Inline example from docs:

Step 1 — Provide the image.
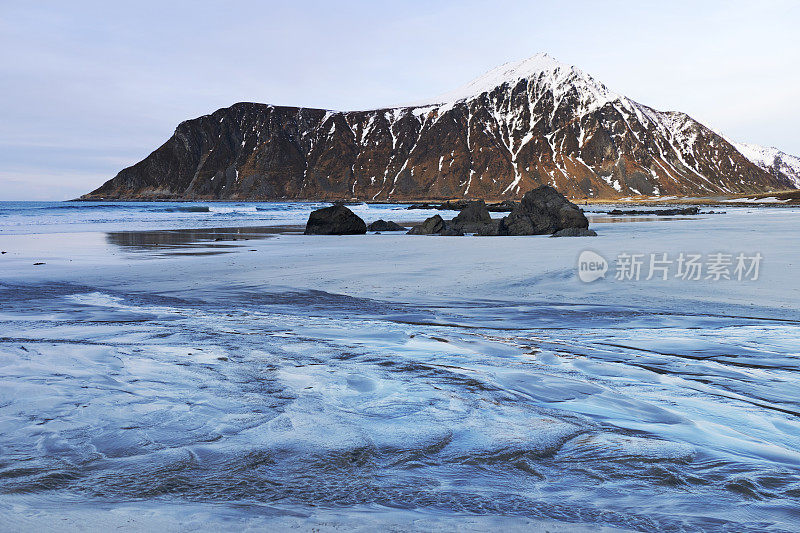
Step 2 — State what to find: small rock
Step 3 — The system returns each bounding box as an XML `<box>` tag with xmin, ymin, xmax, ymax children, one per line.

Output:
<box><xmin>368</xmin><ymin>219</ymin><xmax>405</xmax><ymax>232</ymax></box>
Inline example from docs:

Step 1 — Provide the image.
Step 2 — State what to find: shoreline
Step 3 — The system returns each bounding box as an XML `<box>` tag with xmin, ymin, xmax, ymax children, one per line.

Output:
<box><xmin>69</xmin><ymin>188</ymin><xmax>800</xmax><ymax>207</ymax></box>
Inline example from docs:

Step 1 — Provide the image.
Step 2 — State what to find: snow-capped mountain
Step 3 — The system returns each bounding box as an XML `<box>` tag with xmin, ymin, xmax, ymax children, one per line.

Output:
<box><xmin>725</xmin><ymin>140</ymin><xmax>800</xmax><ymax>189</ymax></box>
<box><xmin>84</xmin><ymin>53</ymin><xmax>795</xmax><ymax>201</ymax></box>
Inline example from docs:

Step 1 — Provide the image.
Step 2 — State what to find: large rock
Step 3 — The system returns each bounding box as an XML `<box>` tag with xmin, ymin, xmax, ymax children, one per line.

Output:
<box><xmin>450</xmin><ymin>200</ymin><xmax>493</xmax><ymax>233</ymax></box>
<box><xmin>407</xmin><ymin>215</ymin><xmax>445</xmax><ymax>235</ymax></box>
<box><xmin>304</xmin><ymin>205</ymin><xmax>367</xmax><ymax>235</ymax></box>
<box><xmin>499</xmin><ymin>186</ymin><xmax>589</xmax><ymax>235</ymax></box>
<box><xmin>368</xmin><ymin>219</ymin><xmax>405</xmax><ymax>232</ymax></box>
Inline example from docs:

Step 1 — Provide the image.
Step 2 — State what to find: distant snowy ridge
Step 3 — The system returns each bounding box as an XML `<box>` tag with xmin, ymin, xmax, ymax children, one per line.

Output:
<box><xmin>723</xmin><ymin>139</ymin><xmax>800</xmax><ymax>189</ymax></box>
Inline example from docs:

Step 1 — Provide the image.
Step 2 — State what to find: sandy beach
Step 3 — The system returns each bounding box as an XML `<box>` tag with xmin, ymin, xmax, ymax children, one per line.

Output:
<box><xmin>1</xmin><ymin>203</ymin><xmax>799</xmax><ymax>531</ymax></box>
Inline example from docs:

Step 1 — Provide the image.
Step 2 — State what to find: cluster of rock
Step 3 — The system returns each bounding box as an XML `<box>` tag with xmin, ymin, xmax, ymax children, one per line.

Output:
<box><xmin>406</xmin><ymin>186</ymin><xmax>596</xmax><ymax>237</ymax></box>
<box><xmin>304</xmin><ymin>186</ymin><xmax>596</xmax><ymax>237</ymax></box>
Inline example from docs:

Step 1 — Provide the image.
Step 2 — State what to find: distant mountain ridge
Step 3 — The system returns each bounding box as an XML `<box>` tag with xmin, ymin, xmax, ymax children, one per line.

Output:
<box><xmin>83</xmin><ymin>53</ymin><xmax>796</xmax><ymax>201</ymax></box>
<box><xmin>722</xmin><ymin>138</ymin><xmax>800</xmax><ymax>189</ymax></box>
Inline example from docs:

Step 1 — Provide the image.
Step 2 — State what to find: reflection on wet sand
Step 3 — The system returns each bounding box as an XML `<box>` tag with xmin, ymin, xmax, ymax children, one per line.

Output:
<box><xmin>106</xmin><ymin>225</ymin><xmax>302</xmax><ymax>253</ymax></box>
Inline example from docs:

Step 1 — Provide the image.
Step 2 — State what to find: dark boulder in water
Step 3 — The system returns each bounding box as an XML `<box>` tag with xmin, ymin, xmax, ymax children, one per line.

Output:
<box><xmin>304</xmin><ymin>205</ymin><xmax>367</xmax><ymax>235</ymax></box>
<box><xmin>368</xmin><ymin>219</ymin><xmax>405</xmax><ymax>232</ymax></box>
<box><xmin>499</xmin><ymin>186</ymin><xmax>589</xmax><ymax>235</ymax></box>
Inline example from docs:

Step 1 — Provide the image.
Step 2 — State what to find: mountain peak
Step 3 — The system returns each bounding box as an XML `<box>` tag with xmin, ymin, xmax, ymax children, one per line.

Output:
<box><xmin>411</xmin><ymin>53</ymin><xmax>617</xmax><ymax>110</ymax></box>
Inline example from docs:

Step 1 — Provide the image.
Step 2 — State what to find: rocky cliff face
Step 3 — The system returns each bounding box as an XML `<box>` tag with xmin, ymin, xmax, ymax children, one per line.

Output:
<box><xmin>83</xmin><ymin>54</ymin><xmax>796</xmax><ymax>201</ymax></box>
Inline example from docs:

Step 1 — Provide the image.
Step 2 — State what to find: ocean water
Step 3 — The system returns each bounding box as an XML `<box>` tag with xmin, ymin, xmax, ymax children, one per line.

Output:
<box><xmin>0</xmin><ymin>201</ymin><xmax>457</xmax><ymax>235</ymax></box>
<box><xmin>1</xmin><ymin>201</ymin><xmax>799</xmax><ymax>532</ymax></box>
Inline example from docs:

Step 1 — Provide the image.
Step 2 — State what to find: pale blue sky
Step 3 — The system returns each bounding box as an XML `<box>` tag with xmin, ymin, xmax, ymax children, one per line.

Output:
<box><xmin>1</xmin><ymin>0</ymin><xmax>798</xmax><ymax>200</ymax></box>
